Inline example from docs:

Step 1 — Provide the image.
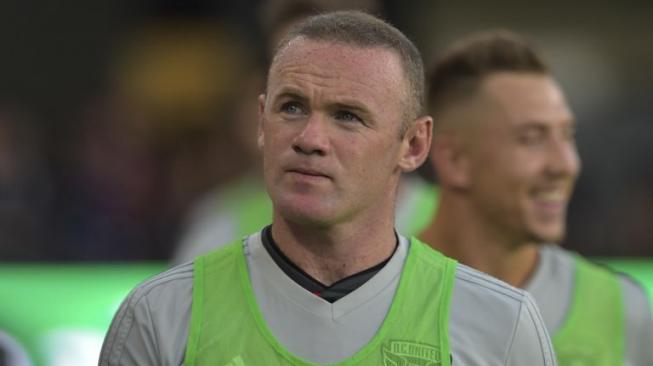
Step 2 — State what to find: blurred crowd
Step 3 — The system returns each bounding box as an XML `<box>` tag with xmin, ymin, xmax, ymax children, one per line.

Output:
<box><xmin>0</xmin><ymin>0</ymin><xmax>651</xmax><ymax>262</ymax></box>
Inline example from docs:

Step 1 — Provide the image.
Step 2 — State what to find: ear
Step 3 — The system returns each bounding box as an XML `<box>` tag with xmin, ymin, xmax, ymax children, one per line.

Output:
<box><xmin>398</xmin><ymin>115</ymin><xmax>433</xmax><ymax>173</ymax></box>
<box><xmin>257</xmin><ymin>94</ymin><xmax>266</xmax><ymax>150</ymax></box>
<box><xmin>431</xmin><ymin>131</ymin><xmax>471</xmax><ymax>189</ymax></box>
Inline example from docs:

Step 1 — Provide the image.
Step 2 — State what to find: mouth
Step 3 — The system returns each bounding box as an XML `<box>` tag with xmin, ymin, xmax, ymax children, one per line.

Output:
<box><xmin>531</xmin><ymin>189</ymin><xmax>568</xmax><ymax>215</ymax></box>
<box><xmin>286</xmin><ymin>167</ymin><xmax>331</xmax><ymax>180</ymax></box>
<box><xmin>533</xmin><ymin>190</ymin><xmax>565</xmax><ymax>202</ymax></box>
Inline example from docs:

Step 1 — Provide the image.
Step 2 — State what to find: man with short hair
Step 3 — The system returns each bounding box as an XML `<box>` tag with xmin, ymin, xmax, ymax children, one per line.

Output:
<box><xmin>172</xmin><ymin>0</ymin><xmax>438</xmax><ymax>265</ymax></box>
<box><xmin>100</xmin><ymin>13</ymin><xmax>555</xmax><ymax>365</ymax></box>
<box><xmin>420</xmin><ymin>29</ymin><xmax>653</xmax><ymax>365</ymax></box>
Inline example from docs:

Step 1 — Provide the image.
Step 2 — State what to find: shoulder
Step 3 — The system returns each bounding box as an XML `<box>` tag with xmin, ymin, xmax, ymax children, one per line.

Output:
<box><xmin>449</xmin><ymin>264</ymin><xmax>555</xmax><ymax>365</ymax></box>
<box><xmin>573</xmin><ymin>253</ymin><xmax>651</xmax><ymax>320</ymax></box>
<box><xmin>99</xmin><ymin>263</ymin><xmax>194</xmax><ymax>366</ymax></box>
<box><xmin>453</xmin><ymin>262</ymin><xmax>542</xmax><ymax>307</ymax></box>
<box><xmin>118</xmin><ymin>262</ymin><xmax>194</xmax><ymax>315</ymax></box>
<box><xmin>617</xmin><ymin>270</ymin><xmax>653</xmax><ymax>364</ymax></box>
<box><xmin>619</xmin><ymin>274</ymin><xmax>652</xmax><ymax>320</ymax></box>
<box><xmin>573</xmin><ymin>254</ymin><xmax>653</xmax><ymax>364</ymax></box>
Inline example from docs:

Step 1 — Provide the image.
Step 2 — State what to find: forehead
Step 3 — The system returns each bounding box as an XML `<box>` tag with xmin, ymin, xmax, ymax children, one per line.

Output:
<box><xmin>268</xmin><ymin>38</ymin><xmax>406</xmax><ymax>100</ymax></box>
<box><xmin>479</xmin><ymin>72</ymin><xmax>573</xmax><ymax>126</ymax></box>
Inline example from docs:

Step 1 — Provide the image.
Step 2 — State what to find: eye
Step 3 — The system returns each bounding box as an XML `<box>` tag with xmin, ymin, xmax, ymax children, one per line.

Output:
<box><xmin>334</xmin><ymin>110</ymin><xmax>362</xmax><ymax>123</ymax></box>
<box><xmin>517</xmin><ymin>126</ymin><xmax>546</xmax><ymax>145</ymax></box>
<box><xmin>280</xmin><ymin>101</ymin><xmax>306</xmax><ymax>116</ymax></box>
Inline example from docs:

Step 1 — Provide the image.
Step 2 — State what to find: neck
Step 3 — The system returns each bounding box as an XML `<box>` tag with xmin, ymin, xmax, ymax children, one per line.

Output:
<box><xmin>420</xmin><ymin>194</ymin><xmax>539</xmax><ymax>288</ymax></box>
<box><xmin>271</xmin><ymin>212</ymin><xmax>397</xmax><ymax>286</ymax></box>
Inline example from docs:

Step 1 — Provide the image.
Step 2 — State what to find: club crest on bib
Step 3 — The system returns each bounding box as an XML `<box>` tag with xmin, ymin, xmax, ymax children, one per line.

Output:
<box><xmin>382</xmin><ymin>340</ymin><xmax>441</xmax><ymax>366</ymax></box>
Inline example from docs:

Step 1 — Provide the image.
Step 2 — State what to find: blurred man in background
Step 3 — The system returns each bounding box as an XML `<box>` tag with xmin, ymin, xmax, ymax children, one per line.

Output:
<box><xmin>420</xmin><ymin>29</ymin><xmax>653</xmax><ymax>365</ymax></box>
<box><xmin>100</xmin><ymin>12</ymin><xmax>555</xmax><ymax>365</ymax></box>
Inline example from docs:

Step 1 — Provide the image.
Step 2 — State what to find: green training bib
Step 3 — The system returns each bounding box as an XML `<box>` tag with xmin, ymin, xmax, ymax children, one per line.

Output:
<box><xmin>185</xmin><ymin>237</ymin><xmax>456</xmax><ymax>366</ymax></box>
<box><xmin>553</xmin><ymin>256</ymin><xmax>625</xmax><ymax>365</ymax></box>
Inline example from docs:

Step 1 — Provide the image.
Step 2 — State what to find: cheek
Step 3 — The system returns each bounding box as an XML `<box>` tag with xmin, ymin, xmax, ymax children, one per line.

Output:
<box><xmin>260</xmin><ymin>128</ymin><xmax>286</xmax><ymax>175</ymax></box>
<box><xmin>497</xmin><ymin>164</ymin><xmax>539</xmax><ymax>195</ymax></box>
<box><xmin>491</xmin><ymin>147</ymin><xmax>541</xmax><ymax>182</ymax></box>
<box><xmin>263</xmin><ymin>124</ymin><xmax>290</xmax><ymax>153</ymax></box>
<box><xmin>350</xmin><ymin>137</ymin><xmax>400</xmax><ymax>170</ymax></box>
<box><xmin>472</xmin><ymin>154</ymin><xmax>531</xmax><ymax>196</ymax></box>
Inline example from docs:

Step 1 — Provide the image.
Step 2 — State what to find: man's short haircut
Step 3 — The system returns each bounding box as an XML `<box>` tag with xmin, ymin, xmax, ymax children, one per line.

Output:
<box><xmin>428</xmin><ymin>30</ymin><xmax>549</xmax><ymax>125</ymax></box>
<box><xmin>270</xmin><ymin>10</ymin><xmax>425</xmax><ymax>136</ymax></box>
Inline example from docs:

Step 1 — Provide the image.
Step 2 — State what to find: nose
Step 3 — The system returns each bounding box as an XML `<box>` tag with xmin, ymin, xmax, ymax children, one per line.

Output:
<box><xmin>546</xmin><ymin>137</ymin><xmax>581</xmax><ymax>179</ymax></box>
<box><xmin>292</xmin><ymin>114</ymin><xmax>330</xmax><ymax>156</ymax></box>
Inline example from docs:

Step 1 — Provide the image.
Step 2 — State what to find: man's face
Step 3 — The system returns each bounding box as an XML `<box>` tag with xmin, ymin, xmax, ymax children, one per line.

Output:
<box><xmin>466</xmin><ymin>72</ymin><xmax>580</xmax><ymax>244</ymax></box>
<box><xmin>259</xmin><ymin>38</ymin><xmax>411</xmax><ymax>227</ymax></box>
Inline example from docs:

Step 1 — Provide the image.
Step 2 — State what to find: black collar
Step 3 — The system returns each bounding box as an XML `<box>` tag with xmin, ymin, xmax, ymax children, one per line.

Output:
<box><xmin>261</xmin><ymin>225</ymin><xmax>398</xmax><ymax>303</ymax></box>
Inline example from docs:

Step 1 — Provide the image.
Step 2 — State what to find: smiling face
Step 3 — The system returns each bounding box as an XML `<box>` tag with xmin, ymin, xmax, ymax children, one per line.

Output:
<box><xmin>465</xmin><ymin>72</ymin><xmax>580</xmax><ymax>244</ymax></box>
<box><xmin>259</xmin><ymin>38</ymin><xmax>423</xmax><ymax>228</ymax></box>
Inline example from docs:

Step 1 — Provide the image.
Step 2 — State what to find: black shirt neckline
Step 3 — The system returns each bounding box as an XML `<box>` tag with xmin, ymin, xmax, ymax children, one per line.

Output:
<box><xmin>260</xmin><ymin>225</ymin><xmax>398</xmax><ymax>303</ymax></box>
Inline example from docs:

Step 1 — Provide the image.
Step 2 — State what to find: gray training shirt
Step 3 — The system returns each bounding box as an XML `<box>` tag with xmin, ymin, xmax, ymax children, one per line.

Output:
<box><xmin>525</xmin><ymin>244</ymin><xmax>653</xmax><ymax>366</ymax></box>
<box><xmin>100</xmin><ymin>232</ymin><xmax>556</xmax><ymax>365</ymax></box>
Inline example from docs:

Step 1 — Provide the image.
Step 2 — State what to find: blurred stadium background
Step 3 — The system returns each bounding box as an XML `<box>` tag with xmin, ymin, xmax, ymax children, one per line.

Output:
<box><xmin>0</xmin><ymin>0</ymin><xmax>651</xmax><ymax>364</ymax></box>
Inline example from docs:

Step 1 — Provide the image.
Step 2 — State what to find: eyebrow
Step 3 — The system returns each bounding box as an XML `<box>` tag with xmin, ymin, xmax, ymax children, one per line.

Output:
<box><xmin>516</xmin><ymin>118</ymin><xmax>576</xmax><ymax>128</ymax></box>
<box><xmin>512</xmin><ymin>119</ymin><xmax>577</xmax><ymax>139</ymax></box>
<box><xmin>331</xmin><ymin>101</ymin><xmax>371</xmax><ymax>117</ymax></box>
<box><xmin>273</xmin><ymin>88</ymin><xmax>373</xmax><ymax>116</ymax></box>
<box><xmin>515</xmin><ymin>121</ymin><xmax>547</xmax><ymax>131</ymax></box>
<box><xmin>273</xmin><ymin>89</ymin><xmax>308</xmax><ymax>104</ymax></box>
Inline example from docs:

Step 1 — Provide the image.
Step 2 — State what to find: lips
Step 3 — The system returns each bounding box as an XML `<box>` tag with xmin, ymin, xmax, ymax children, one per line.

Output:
<box><xmin>530</xmin><ymin>183</ymin><xmax>572</xmax><ymax>202</ymax></box>
<box><xmin>286</xmin><ymin>167</ymin><xmax>331</xmax><ymax>179</ymax></box>
<box><xmin>530</xmin><ymin>187</ymin><xmax>569</xmax><ymax>216</ymax></box>
<box><xmin>532</xmin><ymin>190</ymin><xmax>565</xmax><ymax>203</ymax></box>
